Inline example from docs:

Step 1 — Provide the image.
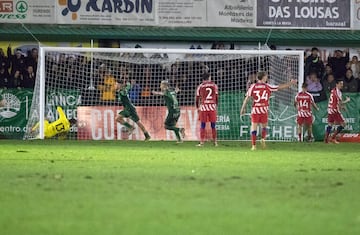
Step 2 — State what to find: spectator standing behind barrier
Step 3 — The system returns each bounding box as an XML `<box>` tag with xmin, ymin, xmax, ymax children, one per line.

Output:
<box><xmin>0</xmin><ymin>48</ymin><xmax>10</xmax><ymax>71</ymax></box>
<box><xmin>7</xmin><ymin>45</ymin><xmax>26</xmax><ymax>75</ymax></box>
<box><xmin>246</xmin><ymin>72</ymin><xmax>257</xmax><ymax>90</ymax></box>
<box><xmin>11</xmin><ymin>70</ymin><xmax>23</xmax><ymax>89</ymax></box>
<box><xmin>129</xmin><ymin>79</ymin><xmax>142</xmax><ymax>104</ymax></box>
<box><xmin>305</xmin><ymin>47</ymin><xmax>324</xmax><ymax>78</ymax></box>
<box><xmin>343</xmin><ymin>69</ymin><xmax>359</xmax><ymax>92</ymax></box>
<box><xmin>306</xmin><ymin>72</ymin><xmax>323</xmax><ymax>92</ymax></box>
<box><xmin>322</xmin><ymin>73</ymin><xmax>336</xmax><ymax>93</ymax></box>
<box><xmin>321</xmin><ymin>64</ymin><xmax>333</xmax><ymax>81</ymax></box>
<box><xmin>26</xmin><ymin>48</ymin><xmax>38</xmax><ymax>75</ymax></box>
<box><xmin>97</xmin><ymin>69</ymin><xmax>117</xmax><ymax>104</ymax></box>
<box><xmin>0</xmin><ymin>66</ymin><xmax>11</xmax><ymax>88</ymax></box>
<box><xmin>22</xmin><ymin>65</ymin><xmax>35</xmax><ymax>88</ymax></box>
<box><xmin>328</xmin><ymin>49</ymin><xmax>349</xmax><ymax>80</ymax></box>
<box><xmin>349</xmin><ymin>55</ymin><xmax>360</xmax><ymax>79</ymax></box>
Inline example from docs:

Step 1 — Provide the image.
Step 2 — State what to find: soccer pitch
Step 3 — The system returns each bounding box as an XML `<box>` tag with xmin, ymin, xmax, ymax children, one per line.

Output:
<box><xmin>1</xmin><ymin>140</ymin><xmax>360</xmax><ymax>235</ymax></box>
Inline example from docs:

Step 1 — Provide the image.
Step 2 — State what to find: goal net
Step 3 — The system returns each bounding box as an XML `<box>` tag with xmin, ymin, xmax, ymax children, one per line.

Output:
<box><xmin>24</xmin><ymin>47</ymin><xmax>303</xmax><ymax>141</ymax></box>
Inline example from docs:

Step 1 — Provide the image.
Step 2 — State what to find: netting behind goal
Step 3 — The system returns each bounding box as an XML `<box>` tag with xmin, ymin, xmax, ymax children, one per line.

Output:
<box><xmin>24</xmin><ymin>47</ymin><xmax>303</xmax><ymax>141</ymax></box>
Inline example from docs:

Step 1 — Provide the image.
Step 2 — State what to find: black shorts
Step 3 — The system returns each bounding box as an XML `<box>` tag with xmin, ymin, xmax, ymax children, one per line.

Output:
<box><xmin>165</xmin><ymin>110</ymin><xmax>180</xmax><ymax>127</ymax></box>
<box><xmin>119</xmin><ymin>108</ymin><xmax>140</xmax><ymax>123</ymax></box>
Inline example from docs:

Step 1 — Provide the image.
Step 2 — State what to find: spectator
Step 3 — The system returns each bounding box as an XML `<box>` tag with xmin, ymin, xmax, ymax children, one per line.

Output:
<box><xmin>349</xmin><ymin>55</ymin><xmax>360</xmax><ymax>79</ymax></box>
<box><xmin>305</xmin><ymin>47</ymin><xmax>324</xmax><ymax>78</ymax></box>
<box><xmin>306</xmin><ymin>72</ymin><xmax>323</xmax><ymax>92</ymax></box>
<box><xmin>118</xmin><ymin>64</ymin><xmax>130</xmax><ymax>81</ymax></box>
<box><xmin>0</xmin><ymin>66</ymin><xmax>11</xmax><ymax>88</ymax></box>
<box><xmin>343</xmin><ymin>69</ymin><xmax>359</xmax><ymax>92</ymax></box>
<box><xmin>11</xmin><ymin>70</ymin><xmax>23</xmax><ymax>89</ymax></box>
<box><xmin>0</xmin><ymin>48</ymin><xmax>10</xmax><ymax>70</ymax></box>
<box><xmin>140</xmin><ymin>65</ymin><xmax>152</xmax><ymax>100</ymax></box>
<box><xmin>129</xmin><ymin>79</ymin><xmax>141</xmax><ymax>104</ymax></box>
<box><xmin>246</xmin><ymin>72</ymin><xmax>257</xmax><ymax>90</ymax></box>
<box><xmin>97</xmin><ymin>68</ymin><xmax>117</xmax><ymax>104</ymax></box>
<box><xmin>322</xmin><ymin>64</ymin><xmax>333</xmax><ymax>81</ymax></box>
<box><xmin>176</xmin><ymin>73</ymin><xmax>192</xmax><ymax>105</ymax></box>
<box><xmin>322</xmin><ymin>73</ymin><xmax>336</xmax><ymax>93</ymax></box>
<box><xmin>306</xmin><ymin>72</ymin><xmax>327</xmax><ymax>102</ymax></box>
<box><xmin>26</xmin><ymin>47</ymin><xmax>38</xmax><ymax>74</ymax></box>
<box><xmin>345</xmin><ymin>61</ymin><xmax>351</xmax><ymax>71</ymax></box>
<box><xmin>7</xmin><ymin>46</ymin><xmax>26</xmax><ymax>75</ymax></box>
<box><xmin>22</xmin><ymin>65</ymin><xmax>36</xmax><ymax>88</ymax></box>
<box><xmin>328</xmin><ymin>49</ymin><xmax>349</xmax><ymax>80</ymax></box>
<box><xmin>168</xmin><ymin>63</ymin><xmax>181</xmax><ymax>89</ymax></box>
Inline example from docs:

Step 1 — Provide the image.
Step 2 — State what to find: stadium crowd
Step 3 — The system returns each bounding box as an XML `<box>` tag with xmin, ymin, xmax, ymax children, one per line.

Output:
<box><xmin>0</xmin><ymin>46</ymin><xmax>38</xmax><ymax>89</ymax></box>
<box><xmin>0</xmin><ymin>43</ymin><xmax>359</xmax><ymax>106</ymax></box>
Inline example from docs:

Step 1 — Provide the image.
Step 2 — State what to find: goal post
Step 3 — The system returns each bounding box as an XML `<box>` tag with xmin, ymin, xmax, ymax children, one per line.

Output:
<box><xmin>24</xmin><ymin>47</ymin><xmax>304</xmax><ymax>141</ymax></box>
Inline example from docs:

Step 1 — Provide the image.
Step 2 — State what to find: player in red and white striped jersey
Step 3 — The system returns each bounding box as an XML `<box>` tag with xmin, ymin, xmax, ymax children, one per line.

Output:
<box><xmin>324</xmin><ymin>80</ymin><xmax>350</xmax><ymax>144</ymax></box>
<box><xmin>240</xmin><ymin>72</ymin><xmax>297</xmax><ymax>150</ymax></box>
<box><xmin>195</xmin><ymin>73</ymin><xmax>219</xmax><ymax>147</ymax></box>
<box><xmin>294</xmin><ymin>83</ymin><xmax>319</xmax><ymax>142</ymax></box>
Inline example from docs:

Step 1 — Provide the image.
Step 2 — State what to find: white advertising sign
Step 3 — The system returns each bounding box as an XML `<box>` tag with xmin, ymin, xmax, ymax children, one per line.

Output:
<box><xmin>56</xmin><ymin>0</ymin><xmax>156</xmax><ymax>26</ymax></box>
<box><xmin>206</xmin><ymin>0</ymin><xmax>255</xmax><ymax>27</ymax></box>
<box><xmin>0</xmin><ymin>0</ymin><xmax>55</xmax><ymax>24</ymax></box>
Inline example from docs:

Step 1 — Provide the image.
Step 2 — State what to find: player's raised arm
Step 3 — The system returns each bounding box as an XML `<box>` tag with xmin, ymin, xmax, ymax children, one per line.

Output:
<box><xmin>152</xmin><ymin>90</ymin><xmax>164</xmax><ymax>96</ymax></box>
<box><xmin>153</xmin><ymin>80</ymin><xmax>170</xmax><ymax>96</ymax></box>
<box><xmin>278</xmin><ymin>79</ymin><xmax>298</xmax><ymax>90</ymax></box>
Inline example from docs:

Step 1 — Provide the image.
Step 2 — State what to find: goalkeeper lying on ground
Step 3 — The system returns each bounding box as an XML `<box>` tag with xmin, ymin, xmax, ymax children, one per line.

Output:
<box><xmin>32</xmin><ymin>106</ymin><xmax>76</xmax><ymax>139</ymax></box>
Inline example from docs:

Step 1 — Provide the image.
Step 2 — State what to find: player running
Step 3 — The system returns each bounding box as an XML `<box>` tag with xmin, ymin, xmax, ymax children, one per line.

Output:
<box><xmin>31</xmin><ymin>106</ymin><xmax>76</xmax><ymax>138</ymax></box>
<box><xmin>240</xmin><ymin>71</ymin><xmax>297</xmax><ymax>150</ymax></box>
<box><xmin>324</xmin><ymin>79</ymin><xmax>350</xmax><ymax>144</ymax></box>
<box><xmin>116</xmin><ymin>79</ymin><xmax>151</xmax><ymax>141</ymax></box>
<box><xmin>195</xmin><ymin>73</ymin><xmax>219</xmax><ymax>147</ymax></box>
<box><xmin>152</xmin><ymin>80</ymin><xmax>185</xmax><ymax>143</ymax></box>
<box><xmin>294</xmin><ymin>83</ymin><xmax>319</xmax><ymax>142</ymax></box>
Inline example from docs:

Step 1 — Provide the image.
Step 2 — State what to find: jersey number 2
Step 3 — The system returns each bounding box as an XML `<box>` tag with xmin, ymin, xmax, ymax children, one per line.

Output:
<box><xmin>205</xmin><ymin>88</ymin><xmax>213</xmax><ymax>100</ymax></box>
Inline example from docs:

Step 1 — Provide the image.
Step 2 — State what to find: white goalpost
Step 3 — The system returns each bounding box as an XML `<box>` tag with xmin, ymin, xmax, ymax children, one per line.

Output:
<box><xmin>24</xmin><ymin>47</ymin><xmax>304</xmax><ymax>141</ymax></box>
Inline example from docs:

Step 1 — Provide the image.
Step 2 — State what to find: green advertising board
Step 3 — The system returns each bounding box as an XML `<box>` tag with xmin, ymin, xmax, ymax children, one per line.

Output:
<box><xmin>0</xmin><ymin>89</ymin><xmax>80</xmax><ymax>139</ymax></box>
<box><xmin>1</xmin><ymin>89</ymin><xmax>359</xmax><ymax>141</ymax></box>
<box><xmin>0</xmin><ymin>89</ymin><xmax>33</xmax><ymax>139</ymax></box>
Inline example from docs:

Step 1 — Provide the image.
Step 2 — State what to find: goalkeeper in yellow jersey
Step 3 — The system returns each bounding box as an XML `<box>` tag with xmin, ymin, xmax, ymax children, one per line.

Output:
<box><xmin>32</xmin><ymin>106</ymin><xmax>76</xmax><ymax>138</ymax></box>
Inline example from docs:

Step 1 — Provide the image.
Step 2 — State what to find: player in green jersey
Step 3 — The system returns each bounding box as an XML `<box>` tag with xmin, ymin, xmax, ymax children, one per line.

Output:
<box><xmin>152</xmin><ymin>80</ymin><xmax>185</xmax><ymax>143</ymax></box>
<box><xmin>116</xmin><ymin>79</ymin><xmax>151</xmax><ymax>141</ymax></box>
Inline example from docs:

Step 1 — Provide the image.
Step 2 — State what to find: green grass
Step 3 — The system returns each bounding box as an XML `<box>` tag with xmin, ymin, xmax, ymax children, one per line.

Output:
<box><xmin>1</xmin><ymin>140</ymin><xmax>360</xmax><ymax>235</ymax></box>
